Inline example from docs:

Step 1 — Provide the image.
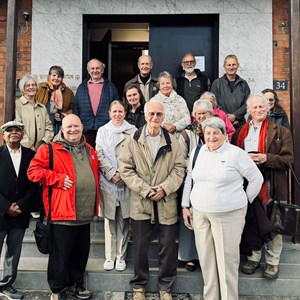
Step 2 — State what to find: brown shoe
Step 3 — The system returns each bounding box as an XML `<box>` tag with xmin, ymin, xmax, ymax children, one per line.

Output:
<box><xmin>241</xmin><ymin>260</ymin><xmax>260</xmax><ymax>275</ymax></box>
<box><xmin>263</xmin><ymin>264</ymin><xmax>279</xmax><ymax>279</ymax></box>
<box><xmin>159</xmin><ymin>291</ymin><xmax>172</xmax><ymax>300</ymax></box>
<box><xmin>133</xmin><ymin>288</ymin><xmax>145</xmax><ymax>300</ymax></box>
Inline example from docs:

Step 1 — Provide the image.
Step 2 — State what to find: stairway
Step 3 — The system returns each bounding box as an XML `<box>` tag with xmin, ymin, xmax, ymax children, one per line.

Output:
<box><xmin>4</xmin><ymin>219</ymin><xmax>300</xmax><ymax>297</ymax></box>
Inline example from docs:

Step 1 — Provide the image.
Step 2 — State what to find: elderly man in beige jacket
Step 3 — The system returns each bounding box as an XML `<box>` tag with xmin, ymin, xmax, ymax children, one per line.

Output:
<box><xmin>119</xmin><ymin>100</ymin><xmax>185</xmax><ymax>300</ymax></box>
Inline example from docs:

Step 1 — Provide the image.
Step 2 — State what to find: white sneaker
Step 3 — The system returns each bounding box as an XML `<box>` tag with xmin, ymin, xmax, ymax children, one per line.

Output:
<box><xmin>115</xmin><ymin>260</ymin><xmax>126</xmax><ymax>271</ymax></box>
<box><xmin>103</xmin><ymin>259</ymin><xmax>115</xmax><ymax>270</ymax></box>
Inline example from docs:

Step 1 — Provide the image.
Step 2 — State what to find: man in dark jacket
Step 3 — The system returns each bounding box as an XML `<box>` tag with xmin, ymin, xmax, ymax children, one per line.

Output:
<box><xmin>211</xmin><ymin>54</ymin><xmax>250</xmax><ymax>129</ymax></box>
<box><xmin>73</xmin><ymin>59</ymin><xmax>119</xmax><ymax>148</ymax></box>
<box><xmin>0</xmin><ymin>121</ymin><xmax>38</xmax><ymax>300</ymax></box>
<box><xmin>175</xmin><ymin>53</ymin><xmax>210</xmax><ymax>113</ymax></box>
<box><xmin>124</xmin><ymin>55</ymin><xmax>158</xmax><ymax>102</ymax></box>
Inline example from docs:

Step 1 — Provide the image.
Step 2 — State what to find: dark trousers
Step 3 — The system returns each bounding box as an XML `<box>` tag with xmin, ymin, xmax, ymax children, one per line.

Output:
<box><xmin>0</xmin><ymin>228</ymin><xmax>25</xmax><ymax>289</ymax></box>
<box><xmin>130</xmin><ymin>220</ymin><xmax>177</xmax><ymax>292</ymax></box>
<box><xmin>48</xmin><ymin>223</ymin><xmax>90</xmax><ymax>293</ymax></box>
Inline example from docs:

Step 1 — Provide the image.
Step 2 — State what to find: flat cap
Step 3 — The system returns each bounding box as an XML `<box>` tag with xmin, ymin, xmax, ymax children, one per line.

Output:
<box><xmin>1</xmin><ymin>121</ymin><xmax>25</xmax><ymax>132</ymax></box>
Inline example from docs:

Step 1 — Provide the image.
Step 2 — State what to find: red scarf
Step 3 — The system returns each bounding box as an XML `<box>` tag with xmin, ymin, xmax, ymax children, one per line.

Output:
<box><xmin>237</xmin><ymin>118</ymin><xmax>269</xmax><ymax>204</ymax></box>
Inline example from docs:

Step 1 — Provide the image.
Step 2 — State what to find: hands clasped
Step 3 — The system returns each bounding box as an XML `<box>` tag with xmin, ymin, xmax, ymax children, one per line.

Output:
<box><xmin>8</xmin><ymin>202</ymin><xmax>22</xmax><ymax>217</ymax></box>
<box><xmin>111</xmin><ymin>172</ymin><xmax>124</xmax><ymax>187</ymax></box>
<box><xmin>148</xmin><ymin>186</ymin><xmax>166</xmax><ymax>202</ymax></box>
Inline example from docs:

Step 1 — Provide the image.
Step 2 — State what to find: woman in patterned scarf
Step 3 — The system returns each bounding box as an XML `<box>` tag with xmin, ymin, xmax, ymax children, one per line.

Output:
<box><xmin>36</xmin><ymin>66</ymin><xmax>74</xmax><ymax>134</ymax></box>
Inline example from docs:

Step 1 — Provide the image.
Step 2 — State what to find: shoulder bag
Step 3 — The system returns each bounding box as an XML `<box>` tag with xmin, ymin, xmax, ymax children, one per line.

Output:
<box><xmin>33</xmin><ymin>143</ymin><xmax>53</xmax><ymax>254</ymax></box>
<box><xmin>270</xmin><ymin>160</ymin><xmax>300</xmax><ymax>237</ymax></box>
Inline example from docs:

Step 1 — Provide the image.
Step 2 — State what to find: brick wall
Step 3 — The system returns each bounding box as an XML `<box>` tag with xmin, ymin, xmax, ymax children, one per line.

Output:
<box><xmin>272</xmin><ymin>0</ymin><xmax>290</xmax><ymax>115</ymax></box>
<box><xmin>0</xmin><ymin>0</ymin><xmax>32</xmax><ymax>132</ymax></box>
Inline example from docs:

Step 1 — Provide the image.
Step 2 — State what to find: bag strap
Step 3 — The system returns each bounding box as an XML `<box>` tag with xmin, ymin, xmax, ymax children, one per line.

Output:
<box><xmin>192</xmin><ymin>144</ymin><xmax>201</xmax><ymax>170</ymax></box>
<box><xmin>47</xmin><ymin>143</ymin><xmax>53</xmax><ymax>222</ymax></box>
<box><xmin>286</xmin><ymin>159</ymin><xmax>300</xmax><ymax>190</ymax></box>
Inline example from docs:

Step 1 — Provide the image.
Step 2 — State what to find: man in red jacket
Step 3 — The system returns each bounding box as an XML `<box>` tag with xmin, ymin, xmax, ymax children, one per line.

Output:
<box><xmin>28</xmin><ymin>114</ymin><xmax>99</xmax><ymax>300</ymax></box>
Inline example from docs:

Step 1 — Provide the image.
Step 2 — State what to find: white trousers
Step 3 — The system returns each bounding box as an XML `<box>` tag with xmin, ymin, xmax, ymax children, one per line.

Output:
<box><xmin>104</xmin><ymin>206</ymin><xmax>129</xmax><ymax>261</ymax></box>
<box><xmin>193</xmin><ymin>205</ymin><xmax>247</xmax><ymax>300</ymax></box>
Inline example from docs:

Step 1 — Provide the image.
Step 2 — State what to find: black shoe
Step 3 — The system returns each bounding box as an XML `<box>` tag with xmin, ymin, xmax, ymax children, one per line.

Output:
<box><xmin>0</xmin><ymin>286</ymin><xmax>24</xmax><ymax>300</ymax></box>
<box><xmin>50</xmin><ymin>290</ymin><xmax>68</xmax><ymax>300</ymax></box>
<box><xmin>67</xmin><ymin>283</ymin><xmax>92</xmax><ymax>299</ymax></box>
<box><xmin>185</xmin><ymin>260</ymin><xmax>198</xmax><ymax>272</ymax></box>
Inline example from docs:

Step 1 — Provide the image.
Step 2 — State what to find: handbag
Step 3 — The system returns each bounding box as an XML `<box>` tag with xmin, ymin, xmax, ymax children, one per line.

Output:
<box><xmin>270</xmin><ymin>160</ymin><xmax>300</xmax><ymax>236</ymax></box>
<box><xmin>33</xmin><ymin>143</ymin><xmax>53</xmax><ymax>254</ymax></box>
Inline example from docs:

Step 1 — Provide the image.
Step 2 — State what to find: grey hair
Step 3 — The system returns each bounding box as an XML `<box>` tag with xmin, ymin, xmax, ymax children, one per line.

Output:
<box><xmin>18</xmin><ymin>75</ymin><xmax>37</xmax><ymax>94</ymax></box>
<box><xmin>144</xmin><ymin>100</ymin><xmax>165</xmax><ymax>115</ymax></box>
<box><xmin>138</xmin><ymin>55</ymin><xmax>153</xmax><ymax>64</ymax></box>
<box><xmin>246</xmin><ymin>93</ymin><xmax>270</xmax><ymax>115</ymax></box>
<box><xmin>157</xmin><ymin>71</ymin><xmax>173</xmax><ymax>88</ymax></box>
<box><xmin>192</xmin><ymin>99</ymin><xmax>214</xmax><ymax>117</ymax></box>
<box><xmin>201</xmin><ymin>116</ymin><xmax>226</xmax><ymax>135</ymax></box>
<box><xmin>200</xmin><ymin>91</ymin><xmax>218</xmax><ymax>107</ymax></box>
<box><xmin>224</xmin><ymin>54</ymin><xmax>239</xmax><ymax>66</ymax></box>
<box><xmin>87</xmin><ymin>58</ymin><xmax>105</xmax><ymax>72</ymax></box>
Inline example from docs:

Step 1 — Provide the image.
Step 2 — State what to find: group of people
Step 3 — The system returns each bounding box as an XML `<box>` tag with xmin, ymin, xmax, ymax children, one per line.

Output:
<box><xmin>0</xmin><ymin>51</ymin><xmax>293</xmax><ymax>300</ymax></box>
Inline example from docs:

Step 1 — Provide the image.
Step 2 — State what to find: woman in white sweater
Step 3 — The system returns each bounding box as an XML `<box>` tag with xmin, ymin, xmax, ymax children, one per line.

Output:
<box><xmin>95</xmin><ymin>100</ymin><xmax>136</xmax><ymax>272</ymax></box>
<box><xmin>182</xmin><ymin>117</ymin><xmax>263</xmax><ymax>300</ymax></box>
<box><xmin>150</xmin><ymin>71</ymin><xmax>190</xmax><ymax>139</ymax></box>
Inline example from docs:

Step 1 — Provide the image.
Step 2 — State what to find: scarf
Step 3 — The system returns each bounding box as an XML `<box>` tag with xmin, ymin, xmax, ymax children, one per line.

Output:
<box><xmin>47</xmin><ymin>80</ymin><xmax>65</xmax><ymax>110</ymax></box>
<box><xmin>236</xmin><ymin>118</ymin><xmax>269</xmax><ymax>204</ymax></box>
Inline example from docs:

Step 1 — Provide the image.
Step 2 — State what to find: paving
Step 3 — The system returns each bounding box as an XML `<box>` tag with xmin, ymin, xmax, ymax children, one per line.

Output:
<box><xmin>0</xmin><ymin>291</ymin><xmax>299</xmax><ymax>300</ymax></box>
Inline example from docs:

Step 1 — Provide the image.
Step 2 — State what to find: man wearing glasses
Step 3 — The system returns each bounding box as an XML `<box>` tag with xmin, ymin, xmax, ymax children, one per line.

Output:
<box><xmin>175</xmin><ymin>53</ymin><xmax>210</xmax><ymax>113</ymax></box>
<box><xmin>119</xmin><ymin>101</ymin><xmax>185</xmax><ymax>300</ymax></box>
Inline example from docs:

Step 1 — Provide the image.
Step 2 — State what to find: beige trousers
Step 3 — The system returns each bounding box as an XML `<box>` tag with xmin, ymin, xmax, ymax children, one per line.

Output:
<box><xmin>248</xmin><ymin>233</ymin><xmax>282</xmax><ymax>265</ymax></box>
<box><xmin>193</xmin><ymin>205</ymin><xmax>247</xmax><ymax>300</ymax></box>
<box><xmin>104</xmin><ymin>206</ymin><xmax>129</xmax><ymax>261</ymax></box>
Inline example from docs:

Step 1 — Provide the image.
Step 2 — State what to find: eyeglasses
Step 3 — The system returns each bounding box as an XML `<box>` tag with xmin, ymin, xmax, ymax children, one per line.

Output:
<box><xmin>147</xmin><ymin>112</ymin><xmax>164</xmax><ymax>117</ymax></box>
<box><xmin>24</xmin><ymin>83</ymin><xmax>37</xmax><ymax>88</ymax></box>
<box><xmin>182</xmin><ymin>60</ymin><xmax>196</xmax><ymax>65</ymax></box>
<box><xmin>267</xmin><ymin>98</ymin><xmax>275</xmax><ymax>102</ymax></box>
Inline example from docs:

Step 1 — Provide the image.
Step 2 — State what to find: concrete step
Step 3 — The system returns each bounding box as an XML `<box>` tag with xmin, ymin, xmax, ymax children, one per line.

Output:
<box><xmin>5</xmin><ymin>220</ymin><xmax>300</xmax><ymax>297</ymax></box>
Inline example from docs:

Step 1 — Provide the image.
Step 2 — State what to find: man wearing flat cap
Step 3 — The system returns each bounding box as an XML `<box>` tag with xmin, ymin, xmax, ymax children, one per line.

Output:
<box><xmin>0</xmin><ymin>121</ymin><xmax>39</xmax><ymax>300</ymax></box>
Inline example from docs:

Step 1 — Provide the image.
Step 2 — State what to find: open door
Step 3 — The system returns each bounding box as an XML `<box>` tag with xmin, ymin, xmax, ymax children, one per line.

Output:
<box><xmin>90</xmin><ymin>30</ymin><xmax>112</xmax><ymax>80</ymax></box>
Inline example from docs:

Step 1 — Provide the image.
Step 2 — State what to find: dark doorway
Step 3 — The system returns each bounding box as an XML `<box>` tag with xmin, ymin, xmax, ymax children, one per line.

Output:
<box><xmin>83</xmin><ymin>14</ymin><xmax>219</xmax><ymax>97</ymax></box>
<box><xmin>111</xmin><ymin>43</ymin><xmax>148</xmax><ymax>98</ymax></box>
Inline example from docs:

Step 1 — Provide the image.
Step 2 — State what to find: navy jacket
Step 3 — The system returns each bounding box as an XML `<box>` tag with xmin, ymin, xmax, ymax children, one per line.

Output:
<box><xmin>73</xmin><ymin>78</ymin><xmax>119</xmax><ymax>132</ymax></box>
<box><xmin>0</xmin><ymin>145</ymin><xmax>39</xmax><ymax>230</ymax></box>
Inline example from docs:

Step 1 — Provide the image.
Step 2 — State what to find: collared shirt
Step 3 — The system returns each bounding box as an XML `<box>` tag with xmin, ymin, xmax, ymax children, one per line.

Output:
<box><xmin>244</xmin><ymin>120</ymin><xmax>262</xmax><ymax>152</ymax></box>
<box><xmin>88</xmin><ymin>77</ymin><xmax>104</xmax><ymax>116</ymax></box>
<box><xmin>145</xmin><ymin>127</ymin><xmax>162</xmax><ymax>162</ymax></box>
<box><xmin>6</xmin><ymin>144</ymin><xmax>22</xmax><ymax>176</ymax></box>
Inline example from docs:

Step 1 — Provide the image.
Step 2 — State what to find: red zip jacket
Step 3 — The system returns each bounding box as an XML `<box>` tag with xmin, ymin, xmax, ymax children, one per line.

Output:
<box><xmin>27</xmin><ymin>142</ymin><xmax>99</xmax><ymax>221</ymax></box>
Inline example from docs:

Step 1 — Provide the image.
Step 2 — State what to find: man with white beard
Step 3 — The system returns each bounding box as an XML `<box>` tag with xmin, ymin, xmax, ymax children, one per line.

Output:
<box><xmin>175</xmin><ymin>53</ymin><xmax>210</xmax><ymax>114</ymax></box>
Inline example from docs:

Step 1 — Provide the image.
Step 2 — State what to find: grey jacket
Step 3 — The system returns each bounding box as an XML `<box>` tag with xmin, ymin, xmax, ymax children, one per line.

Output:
<box><xmin>210</xmin><ymin>74</ymin><xmax>250</xmax><ymax>121</ymax></box>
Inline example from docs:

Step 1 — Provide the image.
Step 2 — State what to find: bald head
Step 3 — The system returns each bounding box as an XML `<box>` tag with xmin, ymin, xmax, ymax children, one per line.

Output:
<box><xmin>61</xmin><ymin>114</ymin><xmax>84</xmax><ymax>145</ymax></box>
